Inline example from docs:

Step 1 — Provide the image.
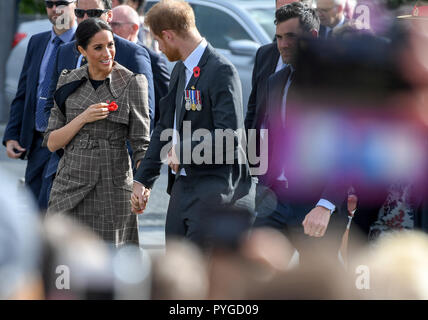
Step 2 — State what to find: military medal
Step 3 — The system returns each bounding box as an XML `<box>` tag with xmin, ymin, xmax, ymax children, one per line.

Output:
<box><xmin>195</xmin><ymin>90</ymin><xmax>202</xmax><ymax>111</ymax></box>
<box><xmin>184</xmin><ymin>90</ymin><xmax>191</xmax><ymax>111</ymax></box>
<box><xmin>191</xmin><ymin>90</ymin><xmax>196</xmax><ymax>111</ymax></box>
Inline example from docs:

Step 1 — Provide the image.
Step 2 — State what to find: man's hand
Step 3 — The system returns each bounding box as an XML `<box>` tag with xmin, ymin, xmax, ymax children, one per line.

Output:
<box><xmin>6</xmin><ymin>140</ymin><xmax>26</xmax><ymax>159</ymax></box>
<box><xmin>131</xmin><ymin>182</ymin><xmax>151</xmax><ymax>214</ymax></box>
<box><xmin>167</xmin><ymin>146</ymin><xmax>179</xmax><ymax>172</ymax></box>
<box><xmin>302</xmin><ymin>206</ymin><xmax>331</xmax><ymax>237</ymax></box>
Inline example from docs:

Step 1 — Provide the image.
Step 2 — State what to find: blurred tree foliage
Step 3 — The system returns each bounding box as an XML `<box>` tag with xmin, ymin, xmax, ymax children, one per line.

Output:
<box><xmin>19</xmin><ymin>0</ymin><xmax>46</xmax><ymax>15</ymax></box>
<box><xmin>385</xmin><ymin>0</ymin><xmax>420</xmax><ymax>9</ymax></box>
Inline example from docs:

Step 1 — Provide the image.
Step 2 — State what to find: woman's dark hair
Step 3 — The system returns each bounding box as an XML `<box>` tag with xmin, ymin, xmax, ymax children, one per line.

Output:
<box><xmin>75</xmin><ymin>18</ymin><xmax>113</xmax><ymax>50</ymax></box>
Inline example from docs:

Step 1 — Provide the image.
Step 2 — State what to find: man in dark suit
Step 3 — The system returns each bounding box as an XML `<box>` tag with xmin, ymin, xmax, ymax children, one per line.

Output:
<box><xmin>2</xmin><ymin>0</ymin><xmax>77</xmax><ymax>210</ymax></box>
<box><xmin>316</xmin><ymin>0</ymin><xmax>347</xmax><ymax>39</ymax></box>
<box><xmin>252</xmin><ymin>2</ymin><xmax>348</xmax><ymax>265</ymax></box>
<box><xmin>245</xmin><ymin>0</ymin><xmax>311</xmax><ymax>168</ymax></box>
<box><xmin>42</xmin><ymin>0</ymin><xmax>154</xmax><ymax>204</ymax></box>
<box><xmin>111</xmin><ymin>4</ymin><xmax>170</xmax><ymax>125</ymax></box>
<box><xmin>131</xmin><ymin>0</ymin><xmax>254</xmax><ymax>250</ymax></box>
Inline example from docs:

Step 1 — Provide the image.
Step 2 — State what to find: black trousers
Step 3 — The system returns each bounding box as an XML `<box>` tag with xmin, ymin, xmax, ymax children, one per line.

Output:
<box><xmin>166</xmin><ymin>175</ymin><xmax>256</xmax><ymax>250</ymax></box>
<box><xmin>25</xmin><ymin>132</ymin><xmax>52</xmax><ymax>211</ymax></box>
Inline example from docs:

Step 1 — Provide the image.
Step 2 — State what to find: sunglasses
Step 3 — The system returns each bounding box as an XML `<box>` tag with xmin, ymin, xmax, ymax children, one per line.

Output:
<box><xmin>74</xmin><ymin>8</ymin><xmax>109</xmax><ymax>18</ymax></box>
<box><xmin>45</xmin><ymin>1</ymin><xmax>74</xmax><ymax>8</ymax></box>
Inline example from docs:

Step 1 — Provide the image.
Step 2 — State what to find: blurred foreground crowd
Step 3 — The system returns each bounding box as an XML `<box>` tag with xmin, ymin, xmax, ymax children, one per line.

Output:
<box><xmin>1</xmin><ymin>172</ymin><xmax>428</xmax><ymax>300</ymax></box>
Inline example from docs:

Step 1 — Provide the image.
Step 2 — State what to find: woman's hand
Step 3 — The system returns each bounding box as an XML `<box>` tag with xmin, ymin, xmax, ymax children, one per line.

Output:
<box><xmin>78</xmin><ymin>103</ymin><xmax>110</xmax><ymax>124</ymax></box>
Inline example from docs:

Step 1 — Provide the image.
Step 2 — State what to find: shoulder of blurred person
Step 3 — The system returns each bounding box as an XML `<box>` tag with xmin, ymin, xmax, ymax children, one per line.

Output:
<box><xmin>0</xmin><ymin>168</ymin><xmax>43</xmax><ymax>299</ymax></box>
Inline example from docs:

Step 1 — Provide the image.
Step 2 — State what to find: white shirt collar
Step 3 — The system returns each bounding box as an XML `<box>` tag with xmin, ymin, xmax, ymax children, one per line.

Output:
<box><xmin>183</xmin><ymin>38</ymin><xmax>207</xmax><ymax>72</ymax></box>
<box><xmin>336</xmin><ymin>15</ymin><xmax>346</xmax><ymax>29</ymax></box>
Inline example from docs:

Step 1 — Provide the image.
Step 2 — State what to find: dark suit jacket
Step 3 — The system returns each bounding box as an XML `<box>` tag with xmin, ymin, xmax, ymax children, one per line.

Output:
<box><xmin>319</xmin><ymin>19</ymin><xmax>349</xmax><ymax>39</ymax></box>
<box><xmin>45</xmin><ymin>34</ymin><xmax>155</xmax><ymax>127</ymax></box>
<box><xmin>134</xmin><ymin>44</ymin><xmax>252</xmax><ymax>205</ymax></box>
<box><xmin>2</xmin><ymin>31</ymin><xmax>51</xmax><ymax>157</ymax></box>
<box><xmin>263</xmin><ymin>67</ymin><xmax>348</xmax><ymax>216</ymax></box>
<box><xmin>137</xmin><ymin>41</ymin><xmax>170</xmax><ymax>126</ymax></box>
<box><xmin>244</xmin><ymin>42</ymin><xmax>279</xmax><ymax>131</ymax></box>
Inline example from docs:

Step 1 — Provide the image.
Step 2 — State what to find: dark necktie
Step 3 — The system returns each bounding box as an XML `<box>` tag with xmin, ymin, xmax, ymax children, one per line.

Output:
<box><xmin>36</xmin><ymin>36</ymin><xmax>63</xmax><ymax>132</ymax></box>
<box><xmin>175</xmin><ymin>62</ymin><xmax>187</xmax><ymax>128</ymax></box>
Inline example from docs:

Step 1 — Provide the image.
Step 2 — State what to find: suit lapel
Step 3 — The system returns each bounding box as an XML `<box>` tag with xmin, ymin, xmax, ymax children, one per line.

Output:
<box><xmin>267</xmin><ymin>44</ymin><xmax>280</xmax><ymax>75</ymax></box>
<box><xmin>177</xmin><ymin>44</ymin><xmax>212</xmax><ymax>131</ymax></box>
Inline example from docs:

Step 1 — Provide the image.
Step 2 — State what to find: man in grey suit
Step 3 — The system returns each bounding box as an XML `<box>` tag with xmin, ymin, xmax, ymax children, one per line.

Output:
<box><xmin>131</xmin><ymin>0</ymin><xmax>254</xmax><ymax>250</ymax></box>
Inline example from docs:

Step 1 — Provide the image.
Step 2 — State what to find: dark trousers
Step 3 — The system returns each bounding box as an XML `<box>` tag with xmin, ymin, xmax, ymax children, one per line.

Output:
<box><xmin>253</xmin><ymin>183</ymin><xmax>348</xmax><ymax>266</ymax></box>
<box><xmin>25</xmin><ymin>132</ymin><xmax>51</xmax><ymax>211</ymax></box>
<box><xmin>166</xmin><ymin>175</ymin><xmax>256</xmax><ymax>250</ymax></box>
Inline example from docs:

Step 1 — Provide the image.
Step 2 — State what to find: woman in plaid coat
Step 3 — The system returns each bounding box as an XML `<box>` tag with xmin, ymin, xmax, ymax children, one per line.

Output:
<box><xmin>43</xmin><ymin>19</ymin><xmax>150</xmax><ymax>246</ymax></box>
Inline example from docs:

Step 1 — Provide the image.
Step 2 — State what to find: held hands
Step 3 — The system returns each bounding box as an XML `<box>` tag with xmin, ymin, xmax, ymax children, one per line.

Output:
<box><xmin>78</xmin><ymin>103</ymin><xmax>110</xmax><ymax>124</ymax></box>
<box><xmin>302</xmin><ymin>206</ymin><xmax>331</xmax><ymax>238</ymax></box>
<box><xmin>131</xmin><ymin>182</ymin><xmax>151</xmax><ymax>214</ymax></box>
<box><xmin>6</xmin><ymin>140</ymin><xmax>26</xmax><ymax>159</ymax></box>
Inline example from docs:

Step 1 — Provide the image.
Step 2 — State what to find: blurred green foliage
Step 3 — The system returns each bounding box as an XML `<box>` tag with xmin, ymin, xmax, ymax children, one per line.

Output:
<box><xmin>385</xmin><ymin>0</ymin><xmax>418</xmax><ymax>9</ymax></box>
<box><xmin>19</xmin><ymin>0</ymin><xmax>46</xmax><ymax>15</ymax></box>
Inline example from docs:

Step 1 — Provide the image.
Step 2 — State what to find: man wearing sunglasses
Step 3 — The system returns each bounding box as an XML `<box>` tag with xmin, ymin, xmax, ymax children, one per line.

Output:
<box><xmin>3</xmin><ymin>0</ymin><xmax>77</xmax><ymax>211</ymax></box>
<box><xmin>42</xmin><ymin>0</ymin><xmax>154</xmax><ymax>209</ymax></box>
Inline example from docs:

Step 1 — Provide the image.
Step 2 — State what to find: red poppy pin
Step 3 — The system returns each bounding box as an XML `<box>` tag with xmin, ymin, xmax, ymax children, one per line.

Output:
<box><xmin>106</xmin><ymin>100</ymin><xmax>118</xmax><ymax>111</ymax></box>
<box><xmin>193</xmin><ymin>66</ymin><xmax>201</xmax><ymax>78</ymax></box>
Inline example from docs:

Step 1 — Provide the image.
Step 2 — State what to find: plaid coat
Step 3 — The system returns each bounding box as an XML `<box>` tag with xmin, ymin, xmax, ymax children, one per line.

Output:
<box><xmin>43</xmin><ymin>63</ymin><xmax>150</xmax><ymax>246</ymax></box>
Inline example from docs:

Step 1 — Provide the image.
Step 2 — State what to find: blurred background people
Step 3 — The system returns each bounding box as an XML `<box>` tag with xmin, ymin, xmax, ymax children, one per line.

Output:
<box><xmin>316</xmin><ymin>0</ymin><xmax>348</xmax><ymax>38</ymax></box>
<box><xmin>2</xmin><ymin>0</ymin><xmax>76</xmax><ymax>211</ymax></box>
<box><xmin>111</xmin><ymin>4</ymin><xmax>169</xmax><ymax>125</ymax></box>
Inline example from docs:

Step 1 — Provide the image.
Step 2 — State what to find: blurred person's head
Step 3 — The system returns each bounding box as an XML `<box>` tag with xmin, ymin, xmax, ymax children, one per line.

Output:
<box><xmin>275</xmin><ymin>2</ymin><xmax>319</xmax><ymax>65</ymax></box>
<box><xmin>145</xmin><ymin>0</ymin><xmax>201</xmax><ymax>62</ymax></box>
<box><xmin>127</xmin><ymin>0</ymin><xmax>146</xmax><ymax>15</ymax></box>
<box><xmin>316</xmin><ymin>0</ymin><xmax>346</xmax><ymax>28</ymax></box>
<box><xmin>151</xmin><ymin>239</ymin><xmax>209</xmax><ymax>299</ymax></box>
<box><xmin>357</xmin><ymin>231</ymin><xmax>428</xmax><ymax>299</ymax></box>
<box><xmin>76</xmin><ymin>18</ymin><xmax>115</xmax><ymax>79</ymax></box>
<box><xmin>241</xmin><ymin>228</ymin><xmax>295</xmax><ymax>273</ymax></box>
<box><xmin>42</xmin><ymin>214</ymin><xmax>115</xmax><ymax>299</ymax></box>
<box><xmin>111</xmin><ymin>0</ymin><xmax>125</xmax><ymax>8</ymax></box>
<box><xmin>75</xmin><ymin>0</ymin><xmax>113</xmax><ymax>24</ymax></box>
<box><xmin>344</xmin><ymin>0</ymin><xmax>357</xmax><ymax>19</ymax></box>
<box><xmin>45</xmin><ymin>0</ymin><xmax>76</xmax><ymax>33</ymax></box>
<box><xmin>0</xmin><ymin>169</ymin><xmax>43</xmax><ymax>300</ymax></box>
<box><xmin>111</xmin><ymin>5</ymin><xmax>140</xmax><ymax>42</ymax></box>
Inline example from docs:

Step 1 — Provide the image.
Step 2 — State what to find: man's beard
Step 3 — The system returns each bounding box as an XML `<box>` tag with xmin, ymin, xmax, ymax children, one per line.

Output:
<box><xmin>163</xmin><ymin>46</ymin><xmax>181</xmax><ymax>62</ymax></box>
<box><xmin>280</xmin><ymin>50</ymin><xmax>295</xmax><ymax>66</ymax></box>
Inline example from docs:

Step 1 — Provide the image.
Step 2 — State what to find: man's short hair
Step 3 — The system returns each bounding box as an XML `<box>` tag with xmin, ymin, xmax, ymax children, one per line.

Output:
<box><xmin>145</xmin><ymin>0</ymin><xmax>196</xmax><ymax>37</ymax></box>
<box><xmin>275</xmin><ymin>1</ymin><xmax>320</xmax><ymax>32</ymax></box>
<box><xmin>77</xmin><ymin>0</ymin><xmax>112</xmax><ymax>10</ymax></box>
